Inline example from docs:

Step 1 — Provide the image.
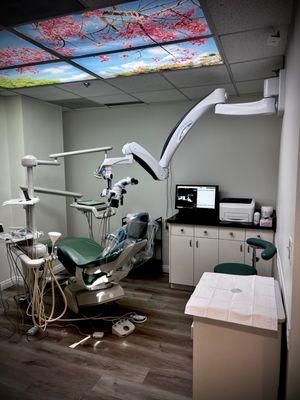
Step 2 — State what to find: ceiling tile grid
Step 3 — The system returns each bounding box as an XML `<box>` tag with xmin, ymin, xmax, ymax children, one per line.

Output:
<box><xmin>206</xmin><ymin>0</ymin><xmax>293</xmax><ymax>35</ymax></box>
<box><xmin>85</xmin><ymin>93</ymin><xmax>138</xmax><ymax>105</ymax></box>
<box><xmin>220</xmin><ymin>26</ymin><xmax>289</xmax><ymax>64</ymax></box>
<box><xmin>163</xmin><ymin>64</ymin><xmax>231</xmax><ymax>88</ymax></box>
<box><xmin>0</xmin><ymin>1</ymin><xmax>294</xmax><ymax>107</ymax></box>
<box><xmin>230</xmin><ymin>56</ymin><xmax>283</xmax><ymax>82</ymax></box>
<box><xmin>13</xmin><ymin>85</ymin><xmax>81</xmax><ymax>101</ymax></box>
<box><xmin>181</xmin><ymin>83</ymin><xmax>236</xmax><ymax>100</ymax></box>
<box><xmin>131</xmin><ymin>89</ymin><xmax>187</xmax><ymax>103</ymax></box>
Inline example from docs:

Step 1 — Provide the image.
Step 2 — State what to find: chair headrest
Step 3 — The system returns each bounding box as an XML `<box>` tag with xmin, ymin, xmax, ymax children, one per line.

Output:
<box><xmin>127</xmin><ymin>212</ymin><xmax>149</xmax><ymax>240</ymax></box>
<box><xmin>246</xmin><ymin>237</ymin><xmax>277</xmax><ymax>260</ymax></box>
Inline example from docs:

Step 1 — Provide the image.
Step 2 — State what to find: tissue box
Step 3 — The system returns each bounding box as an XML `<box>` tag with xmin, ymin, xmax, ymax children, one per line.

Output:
<box><xmin>260</xmin><ymin>217</ymin><xmax>273</xmax><ymax>227</ymax></box>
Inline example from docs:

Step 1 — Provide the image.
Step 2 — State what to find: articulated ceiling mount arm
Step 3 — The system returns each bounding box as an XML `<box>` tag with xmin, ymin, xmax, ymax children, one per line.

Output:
<box><xmin>120</xmin><ymin>88</ymin><xmax>228</xmax><ymax>181</ymax></box>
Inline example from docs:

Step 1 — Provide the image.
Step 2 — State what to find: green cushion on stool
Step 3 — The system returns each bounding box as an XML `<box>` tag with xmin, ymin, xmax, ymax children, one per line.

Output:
<box><xmin>214</xmin><ymin>263</ymin><xmax>257</xmax><ymax>276</ymax></box>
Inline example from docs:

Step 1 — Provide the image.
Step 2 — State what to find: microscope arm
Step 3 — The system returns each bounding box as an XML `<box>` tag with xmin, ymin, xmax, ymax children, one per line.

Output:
<box><xmin>121</xmin><ymin>88</ymin><xmax>227</xmax><ymax>180</ymax></box>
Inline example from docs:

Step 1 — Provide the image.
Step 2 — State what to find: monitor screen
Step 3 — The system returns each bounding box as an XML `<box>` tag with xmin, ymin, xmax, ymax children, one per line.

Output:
<box><xmin>175</xmin><ymin>185</ymin><xmax>218</xmax><ymax>210</ymax></box>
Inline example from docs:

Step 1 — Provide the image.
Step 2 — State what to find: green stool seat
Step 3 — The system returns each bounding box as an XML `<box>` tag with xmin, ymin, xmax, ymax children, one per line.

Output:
<box><xmin>214</xmin><ymin>263</ymin><xmax>257</xmax><ymax>276</ymax></box>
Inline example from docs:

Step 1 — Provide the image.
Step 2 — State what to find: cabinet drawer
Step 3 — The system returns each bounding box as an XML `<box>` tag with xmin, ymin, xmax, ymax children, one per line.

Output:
<box><xmin>219</xmin><ymin>227</ymin><xmax>245</xmax><ymax>241</ymax></box>
<box><xmin>170</xmin><ymin>224</ymin><xmax>194</xmax><ymax>237</ymax></box>
<box><xmin>195</xmin><ymin>226</ymin><xmax>219</xmax><ymax>239</ymax></box>
<box><xmin>245</xmin><ymin>229</ymin><xmax>274</xmax><ymax>242</ymax></box>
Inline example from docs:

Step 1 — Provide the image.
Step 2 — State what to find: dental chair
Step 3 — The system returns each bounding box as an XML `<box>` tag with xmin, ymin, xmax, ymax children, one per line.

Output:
<box><xmin>214</xmin><ymin>238</ymin><xmax>277</xmax><ymax>276</ymax></box>
<box><xmin>56</xmin><ymin>213</ymin><xmax>150</xmax><ymax>313</ymax></box>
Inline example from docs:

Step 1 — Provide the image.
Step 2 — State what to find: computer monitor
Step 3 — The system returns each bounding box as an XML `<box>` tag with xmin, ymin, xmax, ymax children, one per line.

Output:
<box><xmin>175</xmin><ymin>185</ymin><xmax>218</xmax><ymax>212</ymax></box>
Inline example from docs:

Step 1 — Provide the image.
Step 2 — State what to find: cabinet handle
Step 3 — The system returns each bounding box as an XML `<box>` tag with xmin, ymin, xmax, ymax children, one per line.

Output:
<box><xmin>181</xmin><ymin>228</ymin><xmax>184</xmax><ymax>233</ymax></box>
<box><xmin>189</xmin><ymin>239</ymin><xmax>192</xmax><ymax>247</ymax></box>
<box><xmin>257</xmin><ymin>234</ymin><xmax>261</xmax><ymax>238</ymax></box>
<box><xmin>196</xmin><ymin>240</ymin><xmax>199</xmax><ymax>248</ymax></box>
<box><xmin>204</xmin><ymin>230</ymin><xmax>208</xmax><ymax>235</ymax></box>
<box><xmin>240</xmin><ymin>244</ymin><xmax>243</xmax><ymax>252</ymax></box>
<box><xmin>230</xmin><ymin>232</ymin><xmax>234</xmax><ymax>237</ymax></box>
<box><xmin>247</xmin><ymin>245</ymin><xmax>250</xmax><ymax>253</ymax></box>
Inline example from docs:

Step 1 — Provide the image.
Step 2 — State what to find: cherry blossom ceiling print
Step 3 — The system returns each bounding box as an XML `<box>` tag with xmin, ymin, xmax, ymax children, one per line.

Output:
<box><xmin>14</xmin><ymin>0</ymin><xmax>211</xmax><ymax>57</ymax></box>
<box><xmin>0</xmin><ymin>1</ymin><xmax>222</xmax><ymax>88</ymax></box>
<box><xmin>76</xmin><ymin>37</ymin><xmax>221</xmax><ymax>78</ymax></box>
<box><xmin>0</xmin><ymin>62</ymin><xmax>95</xmax><ymax>89</ymax></box>
<box><xmin>0</xmin><ymin>29</ymin><xmax>56</xmax><ymax>69</ymax></box>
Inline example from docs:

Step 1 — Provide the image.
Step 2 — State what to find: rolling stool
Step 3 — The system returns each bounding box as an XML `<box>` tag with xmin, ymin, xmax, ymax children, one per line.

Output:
<box><xmin>214</xmin><ymin>238</ymin><xmax>277</xmax><ymax>276</ymax></box>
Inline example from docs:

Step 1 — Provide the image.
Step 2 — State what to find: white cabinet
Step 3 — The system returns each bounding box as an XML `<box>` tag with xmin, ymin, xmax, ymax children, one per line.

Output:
<box><xmin>169</xmin><ymin>224</ymin><xmax>218</xmax><ymax>286</ymax></box>
<box><xmin>169</xmin><ymin>223</ymin><xmax>275</xmax><ymax>286</ymax></box>
<box><xmin>218</xmin><ymin>239</ymin><xmax>245</xmax><ymax>264</ymax></box>
<box><xmin>170</xmin><ymin>235</ymin><xmax>194</xmax><ymax>286</ymax></box>
<box><xmin>218</xmin><ymin>227</ymin><xmax>246</xmax><ymax>264</ymax></box>
<box><xmin>194</xmin><ymin>237</ymin><xmax>218</xmax><ymax>284</ymax></box>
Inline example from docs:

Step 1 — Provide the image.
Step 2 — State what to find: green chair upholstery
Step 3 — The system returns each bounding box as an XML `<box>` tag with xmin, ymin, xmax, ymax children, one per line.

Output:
<box><xmin>214</xmin><ymin>263</ymin><xmax>257</xmax><ymax>275</ymax></box>
<box><xmin>214</xmin><ymin>237</ymin><xmax>276</xmax><ymax>276</ymax></box>
<box><xmin>246</xmin><ymin>238</ymin><xmax>276</xmax><ymax>260</ymax></box>
<box><xmin>56</xmin><ymin>212</ymin><xmax>149</xmax><ymax>276</ymax></box>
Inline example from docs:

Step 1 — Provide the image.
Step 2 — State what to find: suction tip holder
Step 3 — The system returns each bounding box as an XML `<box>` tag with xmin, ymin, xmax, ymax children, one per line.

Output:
<box><xmin>48</xmin><ymin>231</ymin><xmax>62</xmax><ymax>255</ymax></box>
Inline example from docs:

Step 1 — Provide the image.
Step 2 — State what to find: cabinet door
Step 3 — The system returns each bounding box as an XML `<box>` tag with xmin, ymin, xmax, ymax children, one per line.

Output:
<box><xmin>194</xmin><ymin>238</ymin><xmax>218</xmax><ymax>285</ymax></box>
<box><xmin>244</xmin><ymin>244</ymin><xmax>273</xmax><ymax>277</ymax></box>
<box><xmin>170</xmin><ymin>235</ymin><xmax>194</xmax><ymax>286</ymax></box>
<box><xmin>218</xmin><ymin>240</ymin><xmax>245</xmax><ymax>264</ymax></box>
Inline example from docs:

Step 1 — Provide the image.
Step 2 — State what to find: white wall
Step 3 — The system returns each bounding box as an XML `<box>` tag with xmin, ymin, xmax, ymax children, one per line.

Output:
<box><xmin>0</xmin><ymin>95</ymin><xmax>67</xmax><ymax>284</ymax></box>
<box><xmin>276</xmin><ymin>2</ymin><xmax>300</xmax><ymax>398</ymax></box>
<box><xmin>0</xmin><ymin>98</ymin><xmax>12</xmax><ymax>283</ymax></box>
<box><xmin>63</xmin><ymin>97</ymin><xmax>281</xmax><ymax>265</ymax></box>
<box><xmin>21</xmin><ymin>97</ymin><xmax>67</xmax><ymax>235</ymax></box>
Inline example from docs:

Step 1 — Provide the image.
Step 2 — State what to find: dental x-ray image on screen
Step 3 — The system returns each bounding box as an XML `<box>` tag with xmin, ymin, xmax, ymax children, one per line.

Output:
<box><xmin>176</xmin><ymin>187</ymin><xmax>198</xmax><ymax>209</ymax></box>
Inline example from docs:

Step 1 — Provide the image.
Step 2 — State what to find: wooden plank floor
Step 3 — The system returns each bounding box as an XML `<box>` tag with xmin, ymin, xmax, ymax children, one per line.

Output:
<box><xmin>0</xmin><ymin>274</ymin><xmax>193</xmax><ymax>400</ymax></box>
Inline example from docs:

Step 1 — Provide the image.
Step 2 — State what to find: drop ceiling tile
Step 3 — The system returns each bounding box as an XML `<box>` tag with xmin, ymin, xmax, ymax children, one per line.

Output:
<box><xmin>230</xmin><ymin>56</ymin><xmax>283</xmax><ymax>81</ymax></box>
<box><xmin>181</xmin><ymin>83</ymin><xmax>236</xmax><ymax>100</ymax></box>
<box><xmin>221</xmin><ymin>27</ymin><xmax>288</xmax><ymax>64</ymax></box>
<box><xmin>0</xmin><ymin>89</ymin><xmax>18</xmax><ymax>96</ymax></box>
<box><xmin>50</xmin><ymin>98</ymin><xmax>104</xmax><ymax>109</ymax></box>
<box><xmin>87</xmin><ymin>93</ymin><xmax>137</xmax><ymax>104</ymax></box>
<box><xmin>163</xmin><ymin>65</ymin><xmax>230</xmax><ymax>88</ymax></box>
<box><xmin>107</xmin><ymin>74</ymin><xmax>173</xmax><ymax>93</ymax></box>
<box><xmin>56</xmin><ymin>79</ymin><xmax>122</xmax><ymax>96</ymax></box>
<box><xmin>236</xmin><ymin>79</ymin><xmax>264</xmax><ymax>95</ymax></box>
<box><xmin>12</xmin><ymin>86</ymin><xmax>80</xmax><ymax>101</ymax></box>
<box><xmin>206</xmin><ymin>0</ymin><xmax>293</xmax><ymax>35</ymax></box>
<box><xmin>132</xmin><ymin>89</ymin><xmax>187</xmax><ymax>103</ymax></box>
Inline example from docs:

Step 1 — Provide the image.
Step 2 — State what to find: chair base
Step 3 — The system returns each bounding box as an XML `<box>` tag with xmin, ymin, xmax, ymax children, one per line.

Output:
<box><xmin>214</xmin><ymin>263</ymin><xmax>257</xmax><ymax>276</ymax></box>
<box><xmin>64</xmin><ymin>282</ymin><xmax>125</xmax><ymax>313</ymax></box>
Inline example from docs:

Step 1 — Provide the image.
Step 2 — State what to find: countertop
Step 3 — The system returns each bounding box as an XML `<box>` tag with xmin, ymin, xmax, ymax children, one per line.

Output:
<box><xmin>167</xmin><ymin>213</ymin><xmax>276</xmax><ymax>231</ymax></box>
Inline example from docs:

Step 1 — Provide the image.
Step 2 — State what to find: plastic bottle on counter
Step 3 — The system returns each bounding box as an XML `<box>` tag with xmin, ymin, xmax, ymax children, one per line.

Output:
<box><xmin>254</xmin><ymin>212</ymin><xmax>260</xmax><ymax>225</ymax></box>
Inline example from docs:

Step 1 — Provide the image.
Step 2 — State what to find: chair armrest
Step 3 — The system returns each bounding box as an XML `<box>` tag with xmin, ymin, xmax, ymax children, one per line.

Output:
<box><xmin>246</xmin><ymin>237</ymin><xmax>276</xmax><ymax>260</ymax></box>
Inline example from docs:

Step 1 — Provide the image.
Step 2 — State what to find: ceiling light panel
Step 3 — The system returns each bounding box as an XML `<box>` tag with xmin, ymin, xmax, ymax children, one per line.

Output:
<box><xmin>75</xmin><ymin>38</ymin><xmax>221</xmax><ymax>79</ymax></box>
<box><xmin>14</xmin><ymin>0</ymin><xmax>211</xmax><ymax>57</ymax></box>
<box><xmin>0</xmin><ymin>62</ymin><xmax>95</xmax><ymax>89</ymax></box>
<box><xmin>0</xmin><ymin>29</ymin><xmax>56</xmax><ymax>68</ymax></box>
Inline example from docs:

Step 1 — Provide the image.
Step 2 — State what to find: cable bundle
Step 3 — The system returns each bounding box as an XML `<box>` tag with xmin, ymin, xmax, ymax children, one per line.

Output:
<box><xmin>27</xmin><ymin>258</ymin><xmax>68</xmax><ymax>331</ymax></box>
